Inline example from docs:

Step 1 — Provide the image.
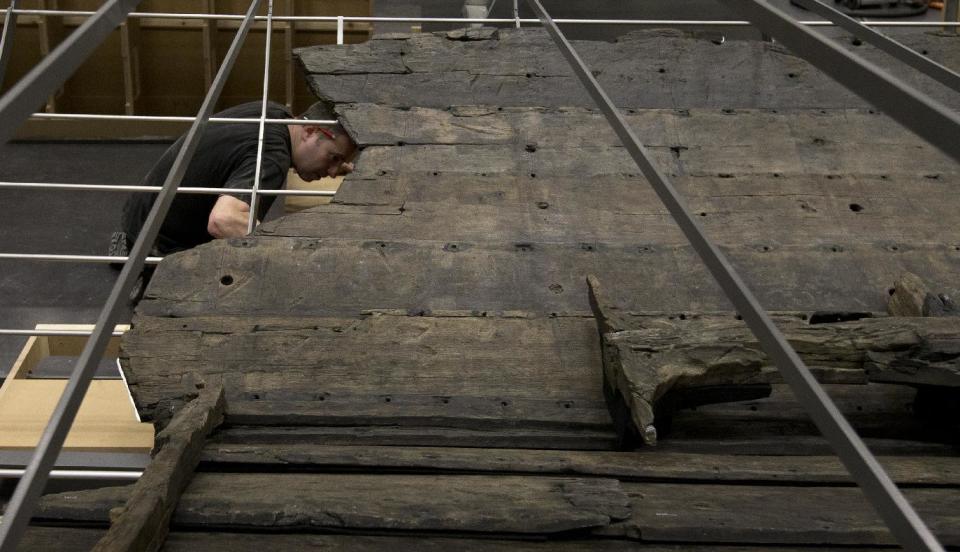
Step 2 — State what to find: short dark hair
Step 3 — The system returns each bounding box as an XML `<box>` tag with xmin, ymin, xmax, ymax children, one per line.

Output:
<box><xmin>299</xmin><ymin>101</ymin><xmax>356</xmax><ymax>147</ymax></box>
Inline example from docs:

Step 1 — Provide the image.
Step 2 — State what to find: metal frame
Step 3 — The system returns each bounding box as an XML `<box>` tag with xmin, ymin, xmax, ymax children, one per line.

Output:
<box><xmin>718</xmin><ymin>0</ymin><xmax>959</xmax><ymax>165</ymax></box>
<box><xmin>0</xmin><ymin>0</ymin><xmax>18</xmax><ymax>87</ymax></box>
<box><xmin>0</xmin><ymin>0</ymin><xmax>265</xmax><ymax>548</ymax></box>
<box><xmin>527</xmin><ymin>0</ymin><xmax>947</xmax><ymax>550</ymax></box>
<box><xmin>0</xmin><ymin>0</ymin><xmax>144</xmax><ymax>144</ymax></box>
<box><xmin>0</xmin><ymin>0</ymin><xmax>957</xmax><ymax>549</ymax></box>
<box><xmin>249</xmin><ymin>0</ymin><xmax>275</xmax><ymax>234</ymax></box>
<box><xmin>8</xmin><ymin>8</ymin><xmax>960</xmax><ymax>26</ymax></box>
<box><xmin>793</xmin><ymin>0</ymin><xmax>960</xmax><ymax>93</ymax></box>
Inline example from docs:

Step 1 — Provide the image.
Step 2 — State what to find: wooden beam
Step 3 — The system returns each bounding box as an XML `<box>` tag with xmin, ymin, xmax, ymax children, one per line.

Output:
<box><xmin>37</xmin><ymin>0</ymin><xmax>66</xmax><ymax>113</ymax></box>
<box><xmin>588</xmin><ymin>276</ymin><xmax>960</xmax><ymax>446</ymax></box>
<box><xmin>91</xmin><ymin>384</ymin><xmax>225</xmax><ymax>552</ymax></box>
<box><xmin>120</xmin><ymin>16</ymin><xmax>142</xmax><ymax>115</ymax></box>
<box><xmin>201</xmin><ymin>0</ymin><xmax>218</xmax><ymax>97</ymax></box>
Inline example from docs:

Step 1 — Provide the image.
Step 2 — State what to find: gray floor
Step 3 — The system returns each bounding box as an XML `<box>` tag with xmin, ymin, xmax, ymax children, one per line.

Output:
<box><xmin>0</xmin><ymin>1</ymin><xmax>949</xmax><ymax>377</ymax></box>
<box><xmin>0</xmin><ymin>142</ymin><xmax>169</xmax><ymax>376</ymax></box>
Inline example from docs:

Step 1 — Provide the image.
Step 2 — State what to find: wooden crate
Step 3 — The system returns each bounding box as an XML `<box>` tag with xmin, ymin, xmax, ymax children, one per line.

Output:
<box><xmin>0</xmin><ymin>325</ymin><xmax>154</xmax><ymax>452</ymax></box>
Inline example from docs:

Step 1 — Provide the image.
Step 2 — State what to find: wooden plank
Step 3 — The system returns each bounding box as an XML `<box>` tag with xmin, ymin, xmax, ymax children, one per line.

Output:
<box><xmin>93</xmin><ymin>385</ymin><xmax>225</xmax><ymax>552</ymax></box>
<box><xmin>344</xmin><ymin>142</ymin><xmax>955</xmax><ymax>182</ymax></box>
<box><xmin>138</xmin><ymin>238</ymin><xmax>960</xmax><ymax>319</ymax></box>
<box><xmin>297</xmin><ymin>29</ymin><xmax>960</xmax><ymax>110</ymax></box>
<box><xmin>587</xmin><ymin>286</ymin><xmax>960</xmax><ymax>443</ymax></box>
<box><xmin>598</xmin><ymin>483</ymin><xmax>960</xmax><ymax>546</ymax></box>
<box><xmin>36</xmin><ymin>474</ymin><xmax>632</xmax><ymax>536</ymax></box>
<box><xmin>258</xmin><ymin>195</ymin><xmax>960</xmax><ymax>252</ymax></box>
<box><xmin>122</xmin><ymin>314</ymin><xmax>609</xmax><ymax>432</ymax></box>
<box><xmin>161</xmin><ymin>532</ymin><xmax>891</xmax><ymax>551</ymax></box>
<box><xmin>664</xmin><ymin>383</ymin><xmax>957</xmax><ymax>447</ymax></box>
<box><xmin>338</xmin><ymin>104</ymin><xmax>951</xmax><ymax>165</ymax></box>
<box><xmin>16</xmin><ymin>527</ymin><xmax>106</xmax><ymax>552</ymax></box>
<box><xmin>200</xmin><ymin>444</ymin><xmax>960</xmax><ymax>486</ymax></box>
<box><xmin>211</xmin><ymin>425</ymin><xmax>618</xmax><ymax>450</ymax></box>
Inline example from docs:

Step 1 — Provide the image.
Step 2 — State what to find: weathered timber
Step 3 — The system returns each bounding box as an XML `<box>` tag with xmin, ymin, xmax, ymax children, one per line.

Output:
<box><xmin>121</xmin><ymin>314</ymin><xmax>609</xmax><ymax>433</ymax></box>
<box><xmin>589</xmin><ymin>276</ymin><xmax>960</xmax><ymax>445</ymax></box>
<box><xmin>37</xmin><ymin>474</ymin><xmax>632</xmax><ymax>535</ymax></box>
<box><xmin>92</xmin><ymin>385</ymin><xmax>225</xmax><ymax>552</ymax></box>
<box><xmin>209</xmin><ymin>425</ymin><xmax>618</xmax><ymax>451</ymax></box>
<box><xmin>652</xmin><ymin>436</ymin><xmax>960</xmax><ymax>456</ymax></box>
<box><xmin>200</xmin><ymin>444</ymin><xmax>960</xmax><ymax>486</ymax></box>
<box><xmin>335</xmin><ymin>173</ymin><xmax>958</xmax><ymax>213</ymax></box>
<box><xmin>296</xmin><ymin>29</ymin><xmax>960</xmax><ymax>110</ymax></box>
<box><xmin>161</xmin><ymin>532</ymin><xmax>898</xmax><ymax>551</ymax></box>
<box><xmin>599</xmin><ymin>483</ymin><xmax>960</xmax><ymax>545</ymax></box>
<box><xmin>666</xmin><ymin>384</ymin><xmax>957</xmax><ymax>447</ymax></box>
<box><xmin>335</xmin><ymin>105</ymin><xmax>957</xmax><ymax>179</ymax></box>
<box><xmin>15</xmin><ymin>527</ymin><xmax>106</xmax><ymax>552</ymax></box>
<box><xmin>257</xmin><ymin>195</ymin><xmax>960</xmax><ymax>248</ymax></box>
<box><xmin>888</xmin><ymin>271</ymin><xmax>960</xmax><ymax>318</ymax></box>
<box><xmin>139</xmin><ymin>238</ymin><xmax>960</xmax><ymax>319</ymax></box>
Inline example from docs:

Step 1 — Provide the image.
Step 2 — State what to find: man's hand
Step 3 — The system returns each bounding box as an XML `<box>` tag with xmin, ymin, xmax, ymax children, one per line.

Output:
<box><xmin>208</xmin><ymin>195</ymin><xmax>257</xmax><ymax>239</ymax></box>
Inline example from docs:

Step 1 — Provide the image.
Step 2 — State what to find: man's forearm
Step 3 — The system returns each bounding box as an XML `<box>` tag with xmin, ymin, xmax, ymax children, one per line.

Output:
<box><xmin>208</xmin><ymin>195</ymin><xmax>258</xmax><ymax>239</ymax></box>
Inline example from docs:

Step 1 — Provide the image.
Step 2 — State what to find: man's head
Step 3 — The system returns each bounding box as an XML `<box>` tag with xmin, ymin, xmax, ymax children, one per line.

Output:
<box><xmin>290</xmin><ymin>102</ymin><xmax>358</xmax><ymax>181</ymax></box>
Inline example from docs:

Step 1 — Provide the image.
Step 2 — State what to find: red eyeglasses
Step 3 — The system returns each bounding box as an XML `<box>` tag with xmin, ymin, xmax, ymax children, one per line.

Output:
<box><xmin>317</xmin><ymin>128</ymin><xmax>337</xmax><ymax>141</ymax></box>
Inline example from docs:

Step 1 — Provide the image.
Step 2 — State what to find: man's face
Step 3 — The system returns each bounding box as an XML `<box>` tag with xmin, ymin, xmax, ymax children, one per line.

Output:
<box><xmin>293</xmin><ymin>126</ymin><xmax>356</xmax><ymax>181</ymax></box>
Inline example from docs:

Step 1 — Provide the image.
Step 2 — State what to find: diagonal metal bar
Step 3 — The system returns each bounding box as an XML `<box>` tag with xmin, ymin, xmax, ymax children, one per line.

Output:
<box><xmin>248</xmin><ymin>0</ymin><xmax>274</xmax><ymax>235</ymax></box>
<box><xmin>717</xmin><ymin>0</ymin><xmax>960</xmax><ymax>165</ymax></box>
<box><xmin>0</xmin><ymin>0</ymin><xmax>18</xmax><ymax>89</ymax></box>
<box><xmin>524</xmin><ymin>1</ymin><xmax>944</xmax><ymax>551</ymax></box>
<box><xmin>0</xmin><ymin>0</ymin><xmax>143</xmax><ymax>144</ymax></box>
<box><xmin>0</xmin><ymin>0</ymin><xmax>264</xmax><ymax>549</ymax></box>
<box><xmin>794</xmin><ymin>0</ymin><xmax>960</xmax><ymax>93</ymax></box>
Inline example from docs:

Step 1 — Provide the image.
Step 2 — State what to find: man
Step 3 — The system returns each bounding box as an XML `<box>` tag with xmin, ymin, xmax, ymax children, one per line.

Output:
<box><xmin>112</xmin><ymin>100</ymin><xmax>357</xmax><ymax>300</ymax></box>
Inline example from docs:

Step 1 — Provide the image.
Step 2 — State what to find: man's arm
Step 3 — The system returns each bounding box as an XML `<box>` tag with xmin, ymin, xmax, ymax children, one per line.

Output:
<box><xmin>207</xmin><ymin>195</ymin><xmax>258</xmax><ymax>239</ymax></box>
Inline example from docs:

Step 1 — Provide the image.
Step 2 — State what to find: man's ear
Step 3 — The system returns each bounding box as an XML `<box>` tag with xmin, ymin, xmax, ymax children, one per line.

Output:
<box><xmin>300</xmin><ymin>125</ymin><xmax>319</xmax><ymax>142</ymax></box>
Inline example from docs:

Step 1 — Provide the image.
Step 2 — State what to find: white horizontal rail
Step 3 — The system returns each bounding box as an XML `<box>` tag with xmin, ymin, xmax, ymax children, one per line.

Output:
<box><xmin>0</xmin><ymin>468</ymin><xmax>142</xmax><ymax>480</ymax></box>
<box><xmin>0</xmin><ymin>181</ymin><xmax>337</xmax><ymax>196</ymax></box>
<box><xmin>0</xmin><ymin>329</ymin><xmax>125</xmax><ymax>336</ymax></box>
<box><xmin>0</xmin><ymin>253</ymin><xmax>164</xmax><ymax>264</ymax></box>
<box><xmin>6</xmin><ymin>10</ymin><xmax>958</xmax><ymax>27</ymax></box>
<box><xmin>29</xmin><ymin>113</ymin><xmax>337</xmax><ymax>125</ymax></box>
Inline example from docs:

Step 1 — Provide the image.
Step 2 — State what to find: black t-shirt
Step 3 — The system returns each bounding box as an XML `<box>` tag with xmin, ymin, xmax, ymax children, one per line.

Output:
<box><xmin>122</xmin><ymin>102</ymin><xmax>293</xmax><ymax>254</ymax></box>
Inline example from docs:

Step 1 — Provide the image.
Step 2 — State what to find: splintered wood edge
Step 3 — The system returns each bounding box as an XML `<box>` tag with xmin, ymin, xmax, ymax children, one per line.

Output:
<box><xmin>92</xmin><ymin>384</ymin><xmax>225</xmax><ymax>552</ymax></box>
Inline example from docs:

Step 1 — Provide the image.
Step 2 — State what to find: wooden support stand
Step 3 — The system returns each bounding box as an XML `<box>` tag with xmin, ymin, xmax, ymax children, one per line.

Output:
<box><xmin>0</xmin><ymin>325</ymin><xmax>154</xmax><ymax>454</ymax></box>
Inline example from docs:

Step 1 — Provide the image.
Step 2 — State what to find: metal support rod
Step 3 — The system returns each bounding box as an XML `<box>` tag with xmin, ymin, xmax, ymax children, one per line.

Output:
<box><xmin>337</xmin><ymin>14</ymin><xmax>343</xmax><ymax>44</ymax></box>
<box><xmin>9</xmin><ymin>9</ymin><xmax>960</xmax><ymax>26</ymax></box>
<box><xmin>719</xmin><ymin>0</ymin><xmax>960</xmax><ymax>165</ymax></box>
<box><xmin>0</xmin><ymin>469</ymin><xmax>143</xmax><ymax>480</ymax></box>
<box><xmin>29</xmin><ymin>112</ymin><xmax>336</xmax><ymax>124</ymax></box>
<box><xmin>0</xmin><ymin>0</ymin><xmax>18</xmax><ymax>88</ymax></box>
<box><xmin>0</xmin><ymin>253</ymin><xmax>163</xmax><ymax>264</ymax></box>
<box><xmin>794</xmin><ymin>0</ymin><xmax>960</xmax><ymax>93</ymax></box>
<box><xmin>0</xmin><ymin>181</ymin><xmax>336</xmax><ymax>195</ymax></box>
<box><xmin>513</xmin><ymin>0</ymin><xmax>520</xmax><ymax>28</ymax></box>
<box><xmin>0</xmin><ymin>0</ymin><xmax>263</xmax><ymax>548</ymax></box>
<box><xmin>0</xmin><ymin>329</ymin><xmax>125</xmax><ymax>336</ymax></box>
<box><xmin>524</xmin><ymin>1</ymin><xmax>944</xmax><ymax>551</ymax></box>
<box><xmin>946</xmin><ymin>0</ymin><xmax>959</xmax><ymax>35</ymax></box>
<box><xmin>248</xmin><ymin>0</ymin><xmax>273</xmax><ymax>235</ymax></box>
<box><xmin>0</xmin><ymin>0</ymin><xmax>143</xmax><ymax>144</ymax></box>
